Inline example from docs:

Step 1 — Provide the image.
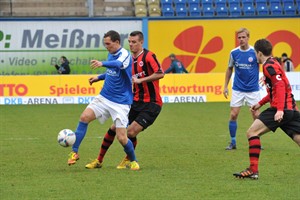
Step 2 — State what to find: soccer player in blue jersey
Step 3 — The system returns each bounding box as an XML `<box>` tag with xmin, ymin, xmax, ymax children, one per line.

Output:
<box><xmin>67</xmin><ymin>30</ymin><xmax>139</xmax><ymax>170</ymax></box>
<box><xmin>223</xmin><ymin>28</ymin><xmax>260</xmax><ymax>150</ymax></box>
<box><xmin>85</xmin><ymin>31</ymin><xmax>164</xmax><ymax>170</ymax></box>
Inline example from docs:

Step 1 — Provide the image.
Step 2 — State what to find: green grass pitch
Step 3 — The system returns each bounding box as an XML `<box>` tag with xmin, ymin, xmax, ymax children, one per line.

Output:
<box><xmin>1</xmin><ymin>103</ymin><xmax>299</xmax><ymax>199</ymax></box>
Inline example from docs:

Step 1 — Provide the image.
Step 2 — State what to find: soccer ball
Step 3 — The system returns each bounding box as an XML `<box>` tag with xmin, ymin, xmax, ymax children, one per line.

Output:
<box><xmin>57</xmin><ymin>129</ymin><xmax>76</xmax><ymax>147</ymax></box>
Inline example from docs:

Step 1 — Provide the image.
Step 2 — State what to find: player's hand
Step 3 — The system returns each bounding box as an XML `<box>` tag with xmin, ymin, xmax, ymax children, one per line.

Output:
<box><xmin>132</xmin><ymin>76</ymin><xmax>142</xmax><ymax>84</ymax></box>
<box><xmin>274</xmin><ymin>110</ymin><xmax>284</xmax><ymax>122</ymax></box>
<box><xmin>223</xmin><ymin>88</ymin><xmax>229</xmax><ymax>99</ymax></box>
<box><xmin>250</xmin><ymin>103</ymin><xmax>261</xmax><ymax>112</ymax></box>
<box><xmin>259</xmin><ymin>76</ymin><xmax>266</xmax><ymax>86</ymax></box>
<box><xmin>90</xmin><ymin>60</ymin><xmax>102</xmax><ymax>69</ymax></box>
<box><xmin>89</xmin><ymin>76</ymin><xmax>99</xmax><ymax>85</ymax></box>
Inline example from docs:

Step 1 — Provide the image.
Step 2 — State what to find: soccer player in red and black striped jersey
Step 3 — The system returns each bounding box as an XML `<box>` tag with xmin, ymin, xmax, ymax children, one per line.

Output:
<box><xmin>233</xmin><ymin>39</ymin><xmax>300</xmax><ymax>179</ymax></box>
<box><xmin>85</xmin><ymin>31</ymin><xmax>164</xmax><ymax>170</ymax></box>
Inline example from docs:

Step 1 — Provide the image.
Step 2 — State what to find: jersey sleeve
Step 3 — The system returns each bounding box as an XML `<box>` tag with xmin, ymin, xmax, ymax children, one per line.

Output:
<box><xmin>146</xmin><ymin>52</ymin><xmax>164</xmax><ymax>73</ymax></box>
<box><xmin>102</xmin><ymin>60</ymin><xmax>123</xmax><ymax>68</ymax></box>
<box><xmin>98</xmin><ymin>73</ymin><xmax>106</xmax><ymax>80</ymax></box>
<box><xmin>117</xmin><ymin>49</ymin><xmax>131</xmax><ymax>69</ymax></box>
<box><xmin>258</xmin><ymin>95</ymin><xmax>270</xmax><ymax>106</ymax></box>
<box><xmin>228</xmin><ymin>53</ymin><xmax>234</xmax><ymax>67</ymax></box>
<box><xmin>264</xmin><ymin>65</ymin><xmax>286</xmax><ymax>111</ymax></box>
<box><xmin>102</xmin><ymin>49</ymin><xmax>131</xmax><ymax>69</ymax></box>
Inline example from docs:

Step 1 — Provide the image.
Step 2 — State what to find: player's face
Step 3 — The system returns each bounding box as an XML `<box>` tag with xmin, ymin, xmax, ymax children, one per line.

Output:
<box><xmin>237</xmin><ymin>32</ymin><xmax>249</xmax><ymax>49</ymax></box>
<box><xmin>128</xmin><ymin>35</ymin><xmax>143</xmax><ymax>55</ymax></box>
<box><xmin>103</xmin><ymin>37</ymin><xmax>120</xmax><ymax>54</ymax></box>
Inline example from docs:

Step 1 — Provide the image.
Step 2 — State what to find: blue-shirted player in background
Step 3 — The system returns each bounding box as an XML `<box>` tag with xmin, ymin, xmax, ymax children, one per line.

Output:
<box><xmin>223</xmin><ymin>28</ymin><xmax>260</xmax><ymax>150</ymax></box>
<box><xmin>67</xmin><ymin>30</ymin><xmax>139</xmax><ymax>170</ymax></box>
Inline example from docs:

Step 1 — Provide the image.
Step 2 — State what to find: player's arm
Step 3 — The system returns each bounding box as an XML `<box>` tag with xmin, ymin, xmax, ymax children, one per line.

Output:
<box><xmin>223</xmin><ymin>67</ymin><xmax>233</xmax><ymax>99</ymax></box>
<box><xmin>133</xmin><ymin>72</ymin><xmax>164</xmax><ymax>84</ymax></box>
<box><xmin>90</xmin><ymin>59</ymin><xmax>123</xmax><ymax>69</ymax></box>
<box><xmin>258</xmin><ymin>68</ymin><xmax>272</xmax><ymax>106</ymax></box>
<box><xmin>266</xmin><ymin>66</ymin><xmax>286</xmax><ymax>111</ymax></box>
<box><xmin>90</xmin><ymin>60</ymin><xmax>103</xmax><ymax>69</ymax></box>
<box><xmin>223</xmin><ymin>54</ymin><xmax>234</xmax><ymax>99</ymax></box>
<box><xmin>258</xmin><ymin>95</ymin><xmax>270</xmax><ymax>107</ymax></box>
<box><xmin>102</xmin><ymin>60</ymin><xmax>123</xmax><ymax>68</ymax></box>
<box><xmin>89</xmin><ymin>73</ymin><xmax>106</xmax><ymax>85</ymax></box>
<box><xmin>101</xmin><ymin>51</ymin><xmax>131</xmax><ymax>70</ymax></box>
<box><xmin>265</xmin><ymin>65</ymin><xmax>285</xmax><ymax>122</ymax></box>
<box><xmin>133</xmin><ymin>54</ymin><xmax>164</xmax><ymax>84</ymax></box>
<box><xmin>252</xmin><ymin>94</ymin><xmax>270</xmax><ymax>112</ymax></box>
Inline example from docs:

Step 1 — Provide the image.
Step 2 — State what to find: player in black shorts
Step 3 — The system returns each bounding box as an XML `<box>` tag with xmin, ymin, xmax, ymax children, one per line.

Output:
<box><xmin>85</xmin><ymin>31</ymin><xmax>165</xmax><ymax>170</ymax></box>
<box><xmin>259</xmin><ymin>108</ymin><xmax>300</xmax><ymax>139</ymax></box>
<box><xmin>233</xmin><ymin>39</ymin><xmax>300</xmax><ymax>180</ymax></box>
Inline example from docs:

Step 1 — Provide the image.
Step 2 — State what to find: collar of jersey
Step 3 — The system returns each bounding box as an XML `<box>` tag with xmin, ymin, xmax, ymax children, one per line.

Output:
<box><xmin>133</xmin><ymin>50</ymin><xmax>144</xmax><ymax>59</ymax></box>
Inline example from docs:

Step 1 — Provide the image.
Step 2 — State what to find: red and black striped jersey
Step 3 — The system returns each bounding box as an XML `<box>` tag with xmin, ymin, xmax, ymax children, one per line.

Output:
<box><xmin>132</xmin><ymin>49</ymin><xmax>164</xmax><ymax>107</ymax></box>
<box><xmin>259</xmin><ymin>57</ymin><xmax>298</xmax><ymax>111</ymax></box>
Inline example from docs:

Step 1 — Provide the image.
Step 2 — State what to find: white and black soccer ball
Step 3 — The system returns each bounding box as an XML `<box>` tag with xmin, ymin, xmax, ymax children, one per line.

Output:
<box><xmin>57</xmin><ymin>129</ymin><xmax>76</xmax><ymax>147</ymax></box>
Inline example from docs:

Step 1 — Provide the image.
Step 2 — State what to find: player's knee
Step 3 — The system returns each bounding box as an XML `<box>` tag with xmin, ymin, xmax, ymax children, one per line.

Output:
<box><xmin>127</xmin><ymin>131</ymin><xmax>134</xmax><ymax>138</ymax></box>
<box><xmin>116</xmin><ymin>134</ymin><xmax>127</xmax><ymax>146</ymax></box>
<box><xmin>108</xmin><ymin>127</ymin><xmax>116</xmax><ymax>136</ymax></box>
<box><xmin>230</xmin><ymin>113</ymin><xmax>238</xmax><ymax>120</ymax></box>
<box><xmin>109</xmin><ymin>125</ymin><xmax>116</xmax><ymax>133</ymax></box>
<box><xmin>293</xmin><ymin>134</ymin><xmax>300</xmax><ymax>146</ymax></box>
<box><xmin>230</xmin><ymin>111</ymin><xmax>239</xmax><ymax>120</ymax></box>
<box><xmin>79</xmin><ymin>109</ymin><xmax>95</xmax><ymax>123</ymax></box>
<box><xmin>79</xmin><ymin>113</ymin><xmax>91</xmax><ymax>123</ymax></box>
<box><xmin>246</xmin><ymin>129</ymin><xmax>259</xmax><ymax>139</ymax></box>
<box><xmin>127</xmin><ymin>130</ymin><xmax>138</xmax><ymax>138</ymax></box>
<box><xmin>116</xmin><ymin>128</ymin><xmax>128</xmax><ymax>145</ymax></box>
<box><xmin>127</xmin><ymin>124</ymin><xmax>141</xmax><ymax>138</ymax></box>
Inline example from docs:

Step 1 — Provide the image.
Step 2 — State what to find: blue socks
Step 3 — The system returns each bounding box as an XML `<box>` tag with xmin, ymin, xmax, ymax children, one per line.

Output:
<box><xmin>72</xmin><ymin>121</ymin><xmax>88</xmax><ymax>153</ymax></box>
<box><xmin>123</xmin><ymin>139</ymin><xmax>136</xmax><ymax>162</ymax></box>
<box><xmin>229</xmin><ymin>120</ymin><xmax>237</xmax><ymax>145</ymax></box>
<box><xmin>71</xmin><ymin>121</ymin><xmax>136</xmax><ymax>163</ymax></box>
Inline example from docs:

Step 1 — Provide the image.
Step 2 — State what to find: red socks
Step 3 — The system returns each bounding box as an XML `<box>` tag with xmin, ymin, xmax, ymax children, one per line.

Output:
<box><xmin>98</xmin><ymin>129</ymin><xmax>116</xmax><ymax>163</ymax></box>
<box><xmin>248</xmin><ymin>136</ymin><xmax>261</xmax><ymax>173</ymax></box>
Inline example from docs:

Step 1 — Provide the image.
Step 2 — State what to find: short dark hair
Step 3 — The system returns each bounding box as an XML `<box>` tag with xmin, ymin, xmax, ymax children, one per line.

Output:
<box><xmin>104</xmin><ymin>30</ymin><xmax>120</xmax><ymax>43</ymax></box>
<box><xmin>130</xmin><ymin>31</ymin><xmax>144</xmax><ymax>41</ymax></box>
<box><xmin>281</xmin><ymin>53</ymin><xmax>287</xmax><ymax>57</ymax></box>
<box><xmin>254</xmin><ymin>39</ymin><xmax>272</xmax><ymax>56</ymax></box>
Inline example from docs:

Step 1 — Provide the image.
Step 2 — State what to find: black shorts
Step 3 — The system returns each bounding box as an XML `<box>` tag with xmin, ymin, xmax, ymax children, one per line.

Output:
<box><xmin>259</xmin><ymin>107</ymin><xmax>300</xmax><ymax>139</ymax></box>
<box><xmin>129</xmin><ymin>101</ymin><xmax>162</xmax><ymax>130</ymax></box>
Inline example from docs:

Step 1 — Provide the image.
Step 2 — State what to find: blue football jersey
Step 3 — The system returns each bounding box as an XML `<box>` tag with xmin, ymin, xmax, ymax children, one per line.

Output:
<box><xmin>100</xmin><ymin>47</ymin><xmax>133</xmax><ymax>105</ymax></box>
<box><xmin>228</xmin><ymin>46</ymin><xmax>259</xmax><ymax>92</ymax></box>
